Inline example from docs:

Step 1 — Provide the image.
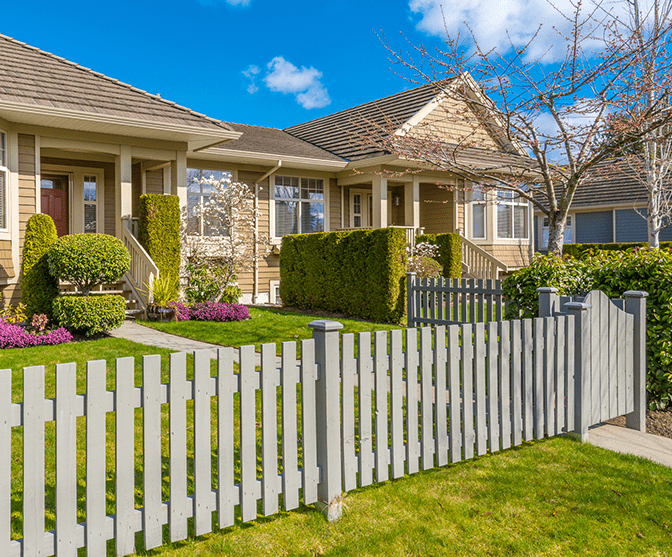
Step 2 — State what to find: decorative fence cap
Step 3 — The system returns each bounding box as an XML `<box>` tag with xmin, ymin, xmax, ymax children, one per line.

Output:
<box><xmin>536</xmin><ymin>287</ymin><xmax>559</xmax><ymax>293</ymax></box>
<box><xmin>308</xmin><ymin>320</ymin><xmax>344</xmax><ymax>332</ymax></box>
<box><xmin>623</xmin><ymin>291</ymin><xmax>649</xmax><ymax>298</ymax></box>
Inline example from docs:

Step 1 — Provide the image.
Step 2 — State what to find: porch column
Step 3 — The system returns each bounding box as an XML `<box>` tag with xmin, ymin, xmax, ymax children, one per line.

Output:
<box><xmin>404</xmin><ymin>176</ymin><xmax>420</xmax><ymax>229</ymax></box>
<box><xmin>372</xmin><ymin>175</ymin><xmax>388</xmax><ymax>228</ymax></box>
<box><xmin>115</xmin><ymin>145</ymin><xmax>132</xmax><ymax>239</ymax></box>
<box><xmin>171</xmin><ymin>151</ymin><xmax>187</xmax><ymax>209</ymax></box>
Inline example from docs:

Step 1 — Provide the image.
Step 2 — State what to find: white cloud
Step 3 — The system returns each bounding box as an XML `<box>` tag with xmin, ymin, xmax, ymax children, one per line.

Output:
<box><xmin>408</xmin><ymin>0</ymin><xmax>632</xmax><ymax>62</ymax></box>
<box><xmin>263</xmin><ymin>56</ymin><xmax>331</xmax><ymax>109</ymax></box>
<box><xmin>242</xmin><ymin>65</ymin><xmax>260</xmax><ymax>94</ymax></box>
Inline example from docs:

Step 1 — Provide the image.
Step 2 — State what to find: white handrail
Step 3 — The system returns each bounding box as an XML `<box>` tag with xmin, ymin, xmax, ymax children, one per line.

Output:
<box><xmin>122</xmin><ymin>226</ymin><xmax>159</xmax><ymax>310</ymax></box>
<box><xmin>459</xmin><ymin>234</ymin><xmax>508</xmax><ymax>280</ymax></box>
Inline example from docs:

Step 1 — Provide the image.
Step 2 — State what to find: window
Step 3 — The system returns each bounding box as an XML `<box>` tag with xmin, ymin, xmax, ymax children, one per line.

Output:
<box><xmin>496</xmin><ymin>190</ymin><xmax>528</xmax><ymax>239</ymax></box>
<box><xmin>472</xmin><ymin>187</ymin><xmax>486</xmax><ymax>239</ymax></box>
<box><xmin>542</xmin><ymin>216</ymin><xmax>572</xmax><ymax>248</ymax></box>
<box><xmin>84</xmin><ymin>175</ymin><xmax>97</xmax><ymax>233</ymax></box>
<box><xmin>187</xmin><ymin>168</ymin><xmax>231</xmax><ymax>236</ymax></box>
<box><xmin>0</xmin><ymin>132</ymin><xmax>6</xmax><ymax>230</ymax></box>
<box><xmin>274</xmin><ymin>176</ymin><xmax>324</xmax><ymax>237</ymax></box>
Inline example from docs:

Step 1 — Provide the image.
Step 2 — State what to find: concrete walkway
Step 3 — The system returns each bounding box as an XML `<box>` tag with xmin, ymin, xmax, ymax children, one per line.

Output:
<box><xmin>110</xmin><ymin>321</ymin><xmax>222</xmax><ymax>358</ymax></box>
<box><xmin>588</xmin><ymin>423</ymin><xmax>672</xmax><ymax>468</ymax></box>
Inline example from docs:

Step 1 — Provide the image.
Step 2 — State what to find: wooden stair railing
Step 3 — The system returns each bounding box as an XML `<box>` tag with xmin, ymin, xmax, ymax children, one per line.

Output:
<box><xmin>121</xmin><ymin>223</ymin><xmax>159</xmax><ymax>312</ymax></box>
<box><xmin>459</xmin><ymin>234</ymin><xmax>508</xmax><ymax>280</ymax></box>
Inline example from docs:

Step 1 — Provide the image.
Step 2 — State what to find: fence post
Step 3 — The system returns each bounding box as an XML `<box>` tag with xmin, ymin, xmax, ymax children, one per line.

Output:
<box><xmin>537</xmin><ymin>287</ymin><xmax>560</xmax><ymax>317</ymax></box>
<box><xmin>565</xmin><ymin>301</ymin><xmax>591</xmax><ymax>441</ymax></box>
<box><xmin>309</xmin><ymin>319</ymin><xmax>344</xmax><ymax>521</ymax></box>
<box><xmin>407</xmin><ymin>272</ymin><xmax>416</xmax><ymax>328</ymax></box>
<box><xmin>624</xmin><ymin>291</ymin><xmax>648</xmax><ymax>432</ymax></box>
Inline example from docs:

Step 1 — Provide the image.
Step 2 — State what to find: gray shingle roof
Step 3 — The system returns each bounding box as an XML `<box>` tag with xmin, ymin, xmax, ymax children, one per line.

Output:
<box><xmin>0</xmin><ymin>33</ymin><xmax>232</xmax><ymax>132</ymax></box>
<box><xmin>284</xmin><ymin>84</ymin><xmax>443</xmax><ymax>161</ymax></box>
<box><xmin>210</xmin><ymin>122</ymin><xmax>345</xmax><ymax>162</ymax></box>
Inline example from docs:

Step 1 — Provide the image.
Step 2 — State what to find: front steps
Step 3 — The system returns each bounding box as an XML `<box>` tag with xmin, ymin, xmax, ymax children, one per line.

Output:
<box><xmin>58</xmin><ymin>281</ymin><xmax>143</xmax><ymax>319</ymax></box>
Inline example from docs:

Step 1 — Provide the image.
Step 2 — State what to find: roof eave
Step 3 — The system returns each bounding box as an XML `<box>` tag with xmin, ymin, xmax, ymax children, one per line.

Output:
<box><xmin>189</xmin><ymin>147</ymin><xmax>349</xmax><ymax>170</ymax></box>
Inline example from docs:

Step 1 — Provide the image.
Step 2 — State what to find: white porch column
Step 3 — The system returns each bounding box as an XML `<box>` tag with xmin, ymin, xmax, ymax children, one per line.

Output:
<box><xmin>405</xmin><ymin>176</ymin><xmax>420</xmax><ymax>229</ymax></box>
<box><xmin>171</xmin><ymin>151</ymin><xmax>187</xmax><ymax>209</ymax></box>
<box><xmin>115</xmin><ymin>145</ymin><xmax>132</xmax><ymax>239</ymax></box>
<box><xmin>372</xmin><ymin>175</ymin><xmax>388</xmax><ymax>228</ymax></box>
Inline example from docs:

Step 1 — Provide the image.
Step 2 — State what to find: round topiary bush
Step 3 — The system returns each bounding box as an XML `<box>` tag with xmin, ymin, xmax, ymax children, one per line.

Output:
<box><xmin>48</xmin><ymin>233</ymin><xmax>131</xmax><ymax>295</ymax></box>
<box><xmin>21</xmin><ymin>214</ymin><xmax>59</xmax><ymax>318</ymax></box>
<box><xmin>52</xmin><ymin>294</ymin><xmax>126</xmax><ymax>337</ymax></box>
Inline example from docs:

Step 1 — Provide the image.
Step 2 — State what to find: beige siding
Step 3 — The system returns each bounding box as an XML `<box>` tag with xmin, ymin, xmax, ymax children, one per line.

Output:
<box><xmin>457</xmin><ymin>190</ymin><xmax>465</xmax><ymax>234</ymax></box>
<box><xmin>1</xmin><ymin>283</ymin><xmax>21</xmax><ymax>309</ymax></box>
<box><xmin>419</xmin><ymin>183</ymin><xmax>455</xmax><ymax>234</ymax></box>
<box><xmin>236</xmin><ymin>170</ymin><xmax>269</xmax><ymax>294</ymax></box>
<box><xmin>411</xmin><ymin>97</ymin><xmax>500</xmax><ymax>149</ymax></box>
<box><xmin>132</xmin><ymin>162</ymin><xmax>142</xmax><ymax>217</ymax></box>
<box><xmin>18</xmin><ymin>134</ymin><xmax>36</xmax><ymax>252</ymax></box>
<box><xmin>329</xmin><ymin>178</ymin><xmax>340</xmax><ymax>231</ymax></box>
<box><xmin>146</xmin><ymin>169</ymin><xmax>164</xmax><ymax>195</ymax></box>
<box><xmin>0</xmin><ymin>239</ymin><xmax>14</xmax><ymax>279</ymax></box>
<box><xmin>482</xmin><ymin>243</ymin><xmax>531</xmax><ymax>269</ymax></box>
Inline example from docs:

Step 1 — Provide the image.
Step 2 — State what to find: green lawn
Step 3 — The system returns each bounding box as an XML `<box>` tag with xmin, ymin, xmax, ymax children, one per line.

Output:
<box><xmin>138</xmin><ymin>307</ymin><xmax>406</xmax><ymax>354</ymax></box>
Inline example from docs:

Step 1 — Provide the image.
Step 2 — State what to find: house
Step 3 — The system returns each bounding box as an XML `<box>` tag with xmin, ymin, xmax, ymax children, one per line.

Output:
<box><xmin>0</xmin><ymin>33</ymin><xmax>533</xmax><ymax>310</ymax></box>
<box><xmin>533</xmin><ymin>159</ymin><xmax>672</xmax><ymax>252</ymax></box>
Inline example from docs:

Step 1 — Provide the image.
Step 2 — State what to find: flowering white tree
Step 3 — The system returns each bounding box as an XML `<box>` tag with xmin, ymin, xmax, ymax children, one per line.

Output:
<box><xmin>182</xmin><ymin>176</ymin><xmax>270</xmax><ymax>303</ymax></box>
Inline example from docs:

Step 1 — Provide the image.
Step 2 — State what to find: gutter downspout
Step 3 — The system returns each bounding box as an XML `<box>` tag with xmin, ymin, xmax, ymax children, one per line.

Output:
<box><xmin>253</xmin><ymin>160</ymin><xmax>282</xmax><ymax>304</ymax></box>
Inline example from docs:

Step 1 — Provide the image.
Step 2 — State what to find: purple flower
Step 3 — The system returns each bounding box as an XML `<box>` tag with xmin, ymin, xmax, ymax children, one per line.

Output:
<box><xmin>0</xmin><ymin>322</ymin><xmax>73</xmax><ymax>349</ymax></box>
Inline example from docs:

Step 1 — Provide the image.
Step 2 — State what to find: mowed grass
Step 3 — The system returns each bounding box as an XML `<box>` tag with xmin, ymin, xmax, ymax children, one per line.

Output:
<box><xmin>139</xmin><ymin>307</ymin><xmax>406</xmax><ymax>354</ymax></box>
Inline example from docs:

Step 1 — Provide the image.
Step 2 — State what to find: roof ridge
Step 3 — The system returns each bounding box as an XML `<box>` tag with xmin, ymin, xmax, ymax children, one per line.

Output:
<box><xmin>0</xmin><ymin>32</ymin><xmax>233</xmax><ymax>132</ymax></box>
<box><xmin>284</xmin><ymin>81</ymin><xmax>447</xmax><ymax>132</ymax></box>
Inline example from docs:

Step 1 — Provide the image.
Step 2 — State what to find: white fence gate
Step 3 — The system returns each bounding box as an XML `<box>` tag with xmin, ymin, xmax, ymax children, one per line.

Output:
<box><xmin>1</xmin><ymin>289</ymin><xmax>646</xmax><ymax>556</ymax></box>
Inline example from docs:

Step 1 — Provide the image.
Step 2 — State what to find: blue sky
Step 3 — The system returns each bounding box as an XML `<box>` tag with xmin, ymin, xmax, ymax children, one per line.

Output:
<box><xmin>1</xmin><ymin>0</ymin><xmax>615</xmax><ymax>129</ymax></box>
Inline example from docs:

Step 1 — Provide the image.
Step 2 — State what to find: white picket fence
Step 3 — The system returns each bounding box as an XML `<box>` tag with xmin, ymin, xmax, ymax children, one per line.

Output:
<box><xmin>407</xmin><ymin>273</ymin><xmax>506</xmax><ymax>327</ymax></box>
<box><xmin>1</xmin><ymin>289</ymin><xmax>647</xmax><ymax>556</ymax></box>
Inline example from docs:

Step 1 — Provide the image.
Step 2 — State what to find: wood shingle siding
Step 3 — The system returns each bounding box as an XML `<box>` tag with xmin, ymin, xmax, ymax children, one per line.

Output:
<box><xmin>18</xmin><ymin>133</ymin><xmax>36</xmax><ymax>252</ymax></box>
<box><xmin>145</xmin><ymin>170</ymin><xmax>164</xmax><ymax>195</ymax></box>
<box><xmin>0</xmin><ymin>239</ymin><xmax>14</xmax><ymax>279</ymax></box>
<box><xmin>419</xmin><ymin>183</ymin><xmax>454</xmax><ymax>234</ymax></box>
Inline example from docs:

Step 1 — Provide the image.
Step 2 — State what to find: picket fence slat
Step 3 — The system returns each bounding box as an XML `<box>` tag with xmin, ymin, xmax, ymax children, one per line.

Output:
<box><xmin>544</xmin><ymin>319</ymin><xmax>555</xmax><ymax>437</ymax></box>
<box><xmin>511</xmin><ymin>320</ymin><xmax>522</xmax><ymax>446</ymax></box>
<box><xmin>341</xmin><ymin>335</ymin><xmax>357</xmax><ymax>492</ymax></box>
<box><xmin>616</xmin><ymin>311</ymin><xmax>626</xmax><ymax>417</ymax></box>
<box><xmin>599</xmin><ymin>293</ymin><xmax>609</xmax><ymax>422</ymax></box>
<box><xmin>358</xmin><ymin>332</ymin><xmax>373</xmax><ymax>486</ymax></box>
<box><xmin>406</xmin><ymin>329</ymin><xmax>420</xmax><ymax>475</ymax></box>
<box><xmin>533</xmin><ymin>319</ymin><xmax>544</xmax><ymax>441</ymax></box>
<box><xmin>169</xmin><ymin>352</ymin><xmax>189</xmax><ymax>542</ymax></box>
<box><xmin>420</xmin><ymin>327</ymin><xmax>434</xmax><ymax>470</ymax></box>
<box><xmin>487</xmin><ymin>322</ymin><xmax>499</xmax><ymax>454</ymax></box>
<box><xmin>142</xmin><ymin>355</ymin><xmax>163</xmax><ymax>550</ymax></box>
<box><xmin>217</xmin><ymin>347</ymin><xmax>236</xmax><ymax>528</ymax></box>
<box><xmin>194</xmin><ymin>350</ymin><xmax>213</xmax><ymax>535</ymax></box>
<box><xmin>556</xmin><ymin>317</ymin><xmax>566</xmax><ymax>433</ymax></box>
<box><xmin>374</xmin><ymin>331</ymin><xmax>389</xmax><ymax>483</ymax></box>
<box><xmin>447</xmin><ymin>326</ymin><xmax>462</xmax><ymax>463</ymax></box>
<box><xmin>474</xmin><ymin>323</ymin><xmax>487</xmax><ymax>456</ymax></box>
<box><xmin>434</xmin><ymin>326</ymin><xmax>448</xmax><ymax>467</ymax></box>
<box><xmin>261</xmin><ymin>344</ymin><xmax>279</xmax><ymax>517</ymax></box>
<box><xmin>281</xmin><ymin>342</ymin><xmax>300</xmax><ymax>511</ymax></box>
<box><xmin>461</xmin><ymin>324</ymin><xmax>475</xmax><ymax>460</ymax></box>
<box><xmin>240</xmin><ymin>345</ymin><xmax>257</xmax><ymax>523</ymax></box>
<box><xmin>566</xmin><ymin>316</ymin><xmax>576</xmax><ymax>431</ymax></box>
<box><xmin>390</xmin><ymin>330</ymin><xmax>405</xmax><ymax>479</ymax></box>
<box><xmin>301</xmin><ymin>339</ymin><xmax>318</xmax><ymax>505</ymax></box>
<box><xmin>0</xmin><ymin>370</ymin><xmax>10</xmax><ymax>557</ymax></box>
<box><xmin>499</xmin><ymin>321</ymin><xmax>511</xmax><ymax>450</ymax></box>
<box><xmin>625</xmin><ymin>313</ymin><xmax>635</xmax><ymax>414</ymax></box>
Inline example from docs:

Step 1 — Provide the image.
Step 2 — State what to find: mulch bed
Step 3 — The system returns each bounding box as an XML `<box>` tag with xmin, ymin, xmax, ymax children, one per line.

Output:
<box><xmin>607</xmin><ymin>410</ymin><xmax>672</xmax><ymax>440</ymax></box>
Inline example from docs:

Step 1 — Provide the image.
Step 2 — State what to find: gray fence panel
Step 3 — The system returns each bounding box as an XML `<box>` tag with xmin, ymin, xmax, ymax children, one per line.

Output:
<box><xmin>461</xmin><ymin>324</ymin><xmax>475</xmax><ymax>460</ymax></box>
<box><xmin>142</xmin><ymin>355</ymin><xmax>163</xmax><ymax>550</ymax></box>
<box><xmin>555</xmin><ymin>317</ymin><xmax>566</xmax><ymax>433</ymax></box>
<box><xmin>341</xmin><ymin>335</ymin><xmax>357</xmax><ymax>492</ymax></box>
<box><xmin>406</xmin><ymin>329</ymin><xmax>420</xmax><ymax>475</ymax></box>
<box><xmin>420</xmin><ymin>327</ymin><xmax>434</xmax><ymax>470</ymax></box>
<box><xmin>301</xmin><ymin>339</ymin><xmax>318</xmax><ymax>505</ymax></box>
<box><xmin>522</xmin><ymin>319</ymin><xmax>534</xmax><ymax>442</ymax></box>
<box><xmin>169</xmin><ymin>352</ymin><xmax>189</xmax><ymax>542</ymax></box>
<box><xmin>390</xmin><ymin>330</ymin><xmax>405</xmax><ymax>479</ymax></box>
<box><xmin>474</xmin><ymin>323</ymin><xmax>487</xmax><ymax>456</ymax></box>
<box><xmin>435</xmin><ymin>326</ymin><xmax>449</xmax><ymax>467</ymax></box>
<box><xmin>374</xmin><ymin>331</ymin><xmax>390</xmax><ymax>483</ymax></box>
<box><xmin>448</xmin><ymin>325</ymin><xmax>462</xmax><ymax>463</ymax></box>
<box><xmin>261</xmin><ymin>343</ymin><xmax>280</xmax><ymax>517</ymax></box>
<box><xmin>239</xmin><ymin>345</ymin><xmax>258</xmax><ymax>523</ymax></box>
<box><xmin>544</xmin><ymin>319</ymin><xmax>555</xmax><ymax>437</ymax></box>
<box><xmin>217</xmin><ymin>348</ymin><xmax>236</xmax><ymax>528</ymax></box>
<box><xmin>0</xmin><ymin>370</ymin><xmax>11</xmax><ymax>557</ymax></box>
<box><xmin>487</xmin><ymin>322</ymin><xmax>500</xmax><ymax>453</ymax></box>
<box><xmin>280</xmin><ymin>342</ymin><xmax>301</xmax><ymax>511</ymax></box>
<box><xmin>194</xmin><ymin>350</ymin><xmax>213</xmax><ymax>535</ymax></box>
<box><xmin>510</xmin><ymin>320</ymin><xmax>522</xmax><ymax>447</ymax></box>
<box><xmin>499</xmin><ymin>321</ymin><xmax>511</xmax><ymax>450</ymax></box>
<box><xmin>358</xmin><ymin>332</ymin><xmax>374</xmax><ymax>486</ymax></box>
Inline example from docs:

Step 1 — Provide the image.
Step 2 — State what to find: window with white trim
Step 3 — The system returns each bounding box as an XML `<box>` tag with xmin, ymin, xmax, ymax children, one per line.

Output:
<box><xmin>83</xmin><ymin>175</ymin><xmax>97</xmax><ymax>233</ymax></box>
<box><xmin>187</xmin><ymin>168</ymin><xmax>231</xmax><ymax>236</ymax></box>
<box><xmin>471</xmin><ymin>186</ymin><xmax>486</xmax><ymax>239</ymax></box>
<box><xmin>0</xmin><ymin>132</ymin><xmax>7</xmax><ymax>230</ymax></box>
<box><xmin>542</xmin><ymin>215</ymin><xmax>572</xmax><ymax>248</ymax></box>
<box><xmin>496</xmin><ymin>190</ymin><xmax>528</xmax><ymax>239</ymax></box>
<box><xmin>274</xmin><ymin>176</ymin><xmax>324</xmax><ymax>237</ymax></box>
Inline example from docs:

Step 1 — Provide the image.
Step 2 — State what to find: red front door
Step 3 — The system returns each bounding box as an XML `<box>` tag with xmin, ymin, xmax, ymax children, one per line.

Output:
<box><xmin>41</xmin><ymin>175</ymin><xmax>69</xmax><ymax>237</ymax></box>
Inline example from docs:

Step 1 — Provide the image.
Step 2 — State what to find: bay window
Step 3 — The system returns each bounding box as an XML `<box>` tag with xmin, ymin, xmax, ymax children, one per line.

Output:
<box><xmin>0</xmin><ymin>132</ymin><xmax>7</xmax><ymax>230</ymax></box>
<box><xmin>274</xmin><ymin>176</ymin><xmax>324</xmax><ymax>237</ymax></box>
<box><xmin>187</xmin><ymin>168</ymin><xmax>231</xmax><ymax>236</ymax></box>
<box><xmin>496</xmin><ymin>190</ymin><xmax>528</xmax><ymax>239</ymax></box>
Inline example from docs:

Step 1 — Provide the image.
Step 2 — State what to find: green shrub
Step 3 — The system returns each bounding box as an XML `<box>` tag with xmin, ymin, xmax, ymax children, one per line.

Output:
<box><xmin>503</xmin><ymin>249</ymin><xmax>672</xmax><ymax>408</ymax></box>
<box><xmin>408</xmin><ymin>256</ymin><xmax>443</xmax><ymax>279</ymax></box>
<box><xmin>139</xmin><ymin>194</ymin><xmax>181</xmax><ymax>280</ymax></box>
<box><xmin>144</xmin><ymin>273</ymin><xmax>180</xmax><ymax>306</ymax></box>
<box><xmin>415</xmin><ymin>233</ymin><xmax>461</xmax><ymax>278</ymax></box>
<box><xmin>280</xmin><ymin>228</ymin><xmax>407</xmax><ymax>323</ymax></box>
<box><xmin>48</xmin><ymin>234</ymin><xmax>130</xmax><ymax>295</ymax></box>
<box><xmin>53</xmin><ymin>294</ymin><xmax>126</xmax><ymax>336</ymax></box>
<box><xmin>21</xmin><ymin>214</ymin><xmax>59</xmax><ymax>318</ymax></box>
<box><xmin>563</xmin><ymin>241</ymin><xmax>672</xmax><ymax>259</ymax></box>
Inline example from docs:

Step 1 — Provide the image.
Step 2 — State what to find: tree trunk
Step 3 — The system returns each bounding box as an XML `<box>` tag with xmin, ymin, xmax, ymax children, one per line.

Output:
<box><xmin>546</xmin><ymin>212</ymin><xmax>567</xmax><ymax>257</ymax></box>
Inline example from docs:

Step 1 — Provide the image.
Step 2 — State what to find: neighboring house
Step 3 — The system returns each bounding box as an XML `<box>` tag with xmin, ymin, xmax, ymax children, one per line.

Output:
<box><xmin>533</xmin><ymin>159</ymin><xmax>672</xmax><ymax>253</ymax></box>
<box><xmin>0</xmin><ymin>34</ymin><xmax>533</xmax><ymax>310</ymax></box>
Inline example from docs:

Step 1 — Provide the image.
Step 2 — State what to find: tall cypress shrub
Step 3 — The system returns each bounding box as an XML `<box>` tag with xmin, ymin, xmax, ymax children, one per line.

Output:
<box><xmin>416</xmin><ymin>232</ymin><xmax>462</xmax><ymax>278</ymax></box>
<box><xmin>21</xmin><ymin>213</ymin><xmax>59</xmax><ymax>318</ymax></box>
<box><xmin>138</xmin><ymin>194</ymin><xmax>181</xmax><ymax>279</ymax></box>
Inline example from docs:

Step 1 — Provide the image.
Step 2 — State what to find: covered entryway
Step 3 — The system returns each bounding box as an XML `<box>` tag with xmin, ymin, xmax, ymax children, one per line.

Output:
<box><xmin>40</xmin><ymin>174</ymin><xmax>69</xmax><ymax>237</ymax></box>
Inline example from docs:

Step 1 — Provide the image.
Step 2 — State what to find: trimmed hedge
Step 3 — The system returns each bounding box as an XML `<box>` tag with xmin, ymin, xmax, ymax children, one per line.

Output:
<box><xmin>53</xmin><ymin>294</ymin><xmax>126</xmax><ymax>336</ymax></box>
<box><xmin>415</xmin><ymin>233</ymin><xmax>462</xmax><ymax>278</ymax></box>
<box><xmin>280</xmin><ymin>228</ymin><xmax>407</xmax><ymax>323</ymax></box>
<box><xmin>48</xmin><ymin>234</ymin><xmax>130</xmax><ymax>295</ymax></box>
<box><xmin>563</xmin><ymin>241</ymin><xmax>672</xmax><ymax>259</ymax></box>
<box><xmin>503</xmin><ymin>250</ymin><xmax>672</xmax><ymax>409</ymax></box>
<box><xmin>21</xmin><ymin>214</ymin><xmax>59</xmax><ymax>319</ymax></box>
<box><xmin>139</xmin><ymin>194</ymin><xmax>181</xmax><ymax>280</ymax></box>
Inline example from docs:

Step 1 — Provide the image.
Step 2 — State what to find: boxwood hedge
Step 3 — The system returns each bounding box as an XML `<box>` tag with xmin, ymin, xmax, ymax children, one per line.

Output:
<box><xmin>53</xmin><ymin>294</ymin><xmax>126</xmax><ymax>337</ymax></box>
<box><xmin>563</xmin><ymin>241</ymin><xmax>672</xmax><ymax>259</ymax></box>
<box><xmin>415</xmin><ymin>233</ymin><xmax>462</xmax><ymax>278</ymax></box>
<box><xmin>280</xmin><ymin>228</ymin><xmax>407</xmax><ymax>323</ymax></box>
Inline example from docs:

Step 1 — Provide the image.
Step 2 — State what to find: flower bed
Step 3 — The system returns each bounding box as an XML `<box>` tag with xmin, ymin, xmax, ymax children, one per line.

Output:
<box><xmin>0</xmin><ymin>321</ymin><xmax>73</xmax><ymax>349</ymax></box>
<box><xmin>168</xmin><ymin>302</ymin><xmax>249</xmax><ymax>322</ymax></box>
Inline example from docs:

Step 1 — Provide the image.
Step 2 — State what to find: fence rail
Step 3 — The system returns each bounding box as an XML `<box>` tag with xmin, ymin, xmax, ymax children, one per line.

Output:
<box><xmin>407</xmin><ymin>274</ymin><xmax>506</xmax><ymax>327</ymax></box>
<box><xmin>1</xmin><ymin>289</ymin><xmax>647</xmax><ymax>556</ymax></box>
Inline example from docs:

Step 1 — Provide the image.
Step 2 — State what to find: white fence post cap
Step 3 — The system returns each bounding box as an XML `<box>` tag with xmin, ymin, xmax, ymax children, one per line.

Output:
<box><xmin>564</xmin><ymin>301</ymin><xmax>591</xmax><ymax>311</ymax></box>
<box><xmin>537</xmin><ymin>287</ymin><xmax>559</xmax><ymax>293</ymax></box>
<box><xmin>624</xmin><ymin>291</ymin><xmax>649</xmax><ymax>298</ymax></box>
<box><xmin>308</xmin><ymin>320</ymin><xmax>344</xmax><ymax>332</ymax></box>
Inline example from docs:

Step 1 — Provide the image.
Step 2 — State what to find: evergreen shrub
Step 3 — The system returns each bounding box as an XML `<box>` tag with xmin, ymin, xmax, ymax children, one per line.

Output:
<box><xmin>53</xmin><ymin>294</ymin><xmax>126</xmax><ymax>337</ymax></box>
<box><xmin>280</xmin><ymin>228</ymin><xmax>407</xmax><ymax>323</ymax></box>
<box><xmin>415</xmin><ymin>233</ymin><xmax>462</xmax><ymax>278</ymax></box>
<box><xmin>21</xmin><ymin>214</ymin><xmax>59</xmax><ymax>318</ymax></box>
<box><xmin>138</xmin><ymin>194</ymin><xmax>181</xmax><ymax>280</ymax></box>
<box><xmin>563</xmin><ymin>241</ymin><xmax>672</xmax><ymax>259</ymax></box>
